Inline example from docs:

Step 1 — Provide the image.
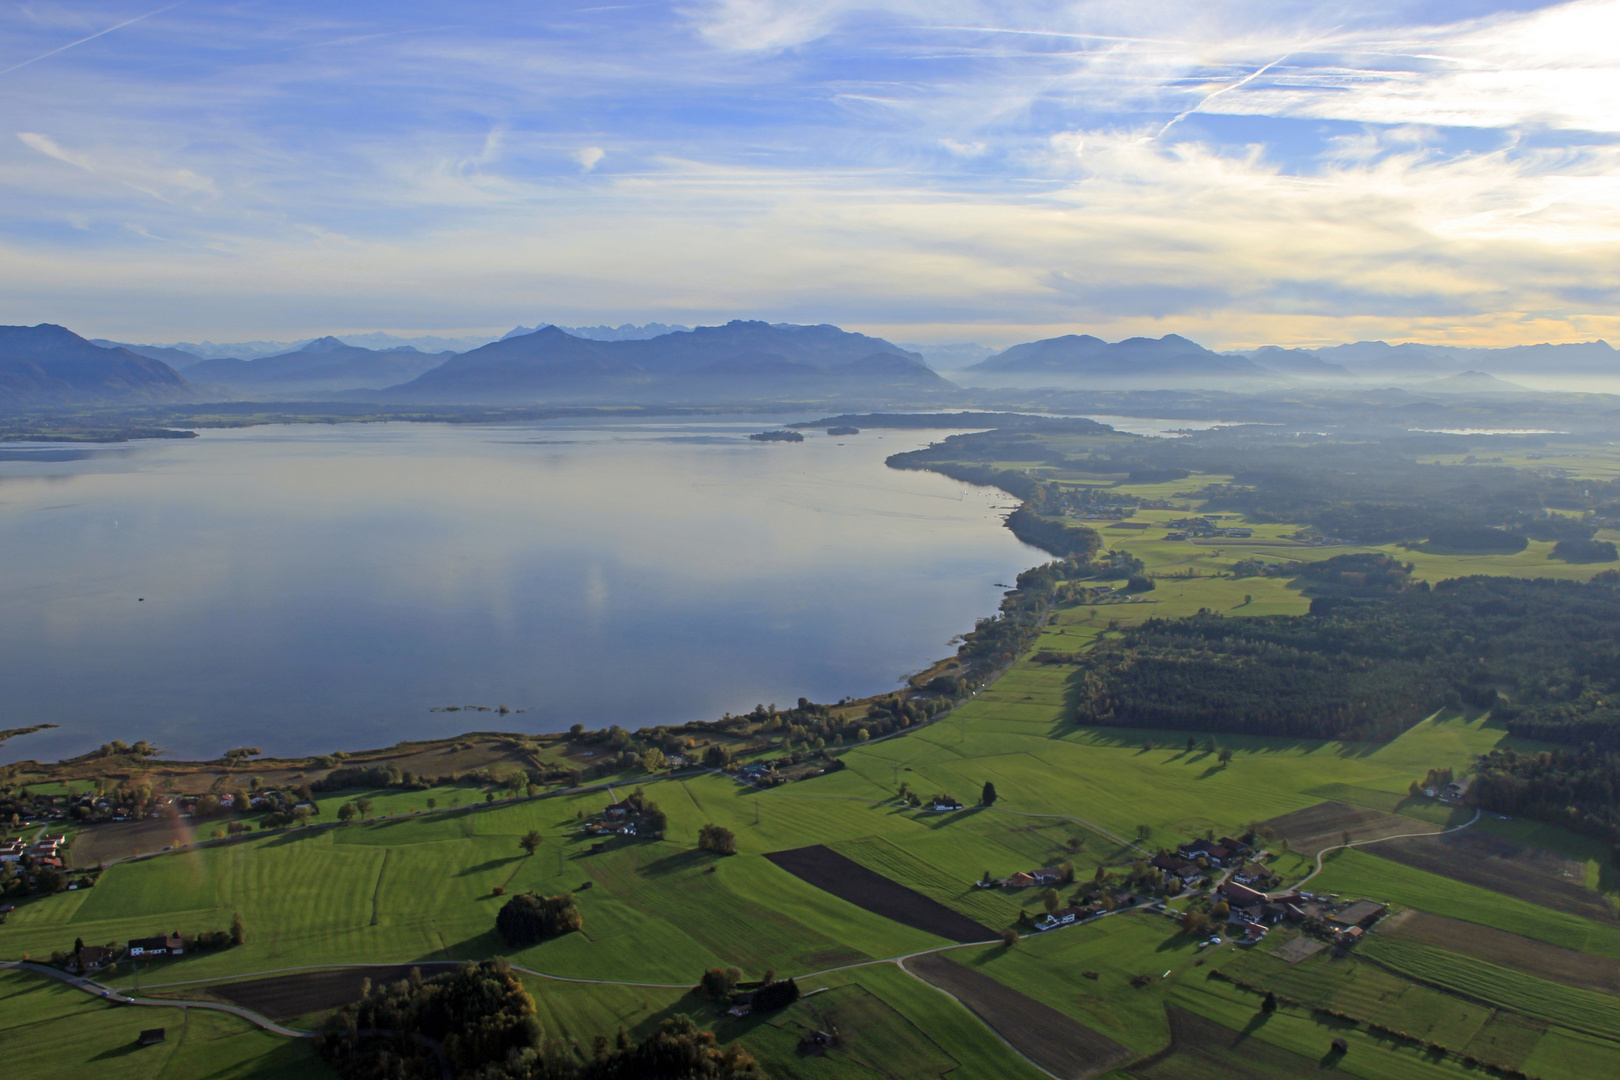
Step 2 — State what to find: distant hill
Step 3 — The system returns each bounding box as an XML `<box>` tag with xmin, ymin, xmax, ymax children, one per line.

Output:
<box><xmin>384</xmin><ymin>321</ymin><xmax>950</xmax><ymax>403</ymax></box>
<box><xmin>968</xmin><ymin>333</ymin><xmax>1263</xmax><ymax>378</ymax></box>
<box><xmin>0</xmin><ymin>324</ymin><xmax>194</xmax><ymax>407</ymax></box>
<box><xmin>89</xmin><ymin>339</ymin><xmax>207</xmax><ymax>366</ymax></box>
<box><xmin>501</xmin><ymin>322</ymin><xmax>692</xmax><ymax>342</ymax></box>
<box><xmin>1247</xmin><ymin>338</ymin><xmax>1616</xmax><ymax>379</ymax></box>
<box><xmin>1309</xmin><ymin>340</ymin><xmax>1466</xmax><ymax>374</ymax></box>
<box><xmin>1422</xmin><ymin>370</ymin><xmax>1530</xmax><ymax>394</ymax></box>
<box><xmin>184</xmin><ymin>337</ymin><xmax>452</xmax><ymax>392</ymax></box>
<box><xmin>1247</xmin><ymin>346</ymin><xmax>1351</xmax><ymax>377</ymax></box>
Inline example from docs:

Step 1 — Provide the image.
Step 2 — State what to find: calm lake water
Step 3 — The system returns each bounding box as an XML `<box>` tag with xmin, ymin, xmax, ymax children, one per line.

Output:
<box><xmin>0</xmin><ymin>420</ymin><xmax>1043</xmax><ymax>762</ymax></box>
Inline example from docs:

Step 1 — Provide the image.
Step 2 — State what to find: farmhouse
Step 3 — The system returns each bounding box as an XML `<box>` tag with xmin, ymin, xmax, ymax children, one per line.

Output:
<box><xmin>1030</xmin><ymin>866</ymin><xmax>1064</xmax><ymax>885</ymax></box>
<box><xmin>1150</xmin><ymin>853</ymin><xmax>1202</xmax><ymax>881</ymax></box>
<box><xmin>0</xmin><ymin>838</ymin><xmax>25</xmax><ymax>862</ymax></box>
<box><xmin>1006</xmin><ymin>872</ymin><xmax>1037</xmax><ymax>888</ymax></box>
<box><xmin>930</xmin><ymin>796</ymin><xmax>964</xmax><ymax>811</ymax></box>
<box><xmin>128</xmin><ymin>935</ymin><xmax>184</xmax><ymax>957</ymax></box>
<box><xmin>1218</xmin><ymin>880</ymin><xmax>1267</xmax><ymax>908</ymax></box>
<box><xmin>1035</xmin><ymin>907</ymin><xmax>1082</xmax><ymax>930</ymax></box>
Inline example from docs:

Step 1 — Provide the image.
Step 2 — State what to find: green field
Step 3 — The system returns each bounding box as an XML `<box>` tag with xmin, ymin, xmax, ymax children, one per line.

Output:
<box><xmin>0</xmin><ymin>968</ymin><xmax>332</xmax><ymax>1079</ymax></box>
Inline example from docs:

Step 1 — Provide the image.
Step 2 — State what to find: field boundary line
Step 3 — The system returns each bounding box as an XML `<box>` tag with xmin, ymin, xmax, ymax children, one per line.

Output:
<box><xmin>893</xmin><ymin>956</ymin><xmax>1065</xmax><ymax>1080</ymax></box>
<box><xmin>1280</xmin><ymin>805</ymin><xmax>1481</xmax><ymax>895</ymax></box>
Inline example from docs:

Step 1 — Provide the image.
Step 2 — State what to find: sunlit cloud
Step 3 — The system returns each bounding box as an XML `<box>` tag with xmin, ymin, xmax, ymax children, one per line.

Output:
<box><xmin>0</xmin><ymin>0</ymin><xmax>1614</xmax><ymax>349</ymax></box>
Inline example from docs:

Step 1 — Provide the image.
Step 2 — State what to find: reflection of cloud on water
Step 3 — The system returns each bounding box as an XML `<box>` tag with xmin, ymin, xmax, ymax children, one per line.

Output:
<box><xmin>583</xmin><ymin>562</ymin><xmax>609</xmax><ymax>633</ymax></box>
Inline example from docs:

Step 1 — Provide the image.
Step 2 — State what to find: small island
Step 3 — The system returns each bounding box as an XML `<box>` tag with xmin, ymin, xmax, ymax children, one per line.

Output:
<box><xmin>827</xmin><ymin>425</ymin><xmax>860</xmax><ymax>436</ymax></box>
<box><xmin>749</xmin><ymin>430</ymin><xmax>804</xmax><ymax>442</ymax></box>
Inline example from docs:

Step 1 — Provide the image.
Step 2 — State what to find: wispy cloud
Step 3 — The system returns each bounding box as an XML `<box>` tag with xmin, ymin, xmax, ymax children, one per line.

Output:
<box><xmin>0</xmin><ymin>0</ymin><xmax>1614</xmax><ymax>348</ymax></box>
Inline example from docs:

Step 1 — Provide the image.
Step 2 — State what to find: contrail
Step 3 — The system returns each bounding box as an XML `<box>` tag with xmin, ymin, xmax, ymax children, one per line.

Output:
<box><xmin>1150</xmin><ymin>51</ymin><xmax>1295</xmax><ymax>141</ymax></box>
<box><xmin>0</xmin><ymin>3</ymin><xmax>182</xmax><ymax>78</ymax></box>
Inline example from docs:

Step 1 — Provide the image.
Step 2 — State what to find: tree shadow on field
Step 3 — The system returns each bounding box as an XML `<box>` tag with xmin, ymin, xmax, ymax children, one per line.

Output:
<box><xmin>638</xmin><ymin>849</ymin><xmax>716</xmax><ymax>877</ymax></box>
<box><xmin>458</xmin><ymin>855</ymin><xmax>522</xmax><ymax>877</ymax></box>
<box><xmin>89</xmin><ymin>1043</ymin><xmax>147</xmax><ymax>1061</ymax></box>
<box><xmin>1231</xmin><ymin>1009</ymin><xmax>1272</xmax><ymax>1046</ymax></box>
<box><xmin>423</xmin><ymin>928</ymin><xmax>506</xmax><ymax>963</ymax></box>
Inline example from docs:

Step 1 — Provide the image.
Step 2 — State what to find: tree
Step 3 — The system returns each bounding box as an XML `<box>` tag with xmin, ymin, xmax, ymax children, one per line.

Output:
<box><xmin>231</xmin><ymin>912</ymin><xmax>246</xmax><ymax>946</ymax></box>
<box><xmin>703</xmin><ymin>744</ymin><xmax>731</xmax><ymax>768</ymax></box>
<box><xmin>1001</xmin><ymin>928</ymin><xmax>1018</xmax><ymax>948</ymax></box>
<box><xmin>495</xmin><ymin>892</ymin><xmax>582</xmax><ymax>946</ymax></box>
<box><xmin>1262</xmin><ymin>990</ymin><xmax>1277</xmax><ymax>1014</ymax></box>
<box><xmin>640</xmin><ymin>748</ymin><xmax>667</xmax><ymax>773</ymax></box>
<box><xmin>856</xmin><ymin>728</ymin><xmax>870</xmax><ymax>743</ymax></box>
<box><xmin>752</xmin><ymin>978</ymin><xmax>800</xmax><ymax>1011</ymax></box>
<box><xmin>697</xmin><ymin>967</ymin><xmax>739</xmax><ymax>1000</ymax></box>
<box><xmin>426</xmin><ymin>797</ymin><xmax>437</xmax><ymax>810</ymax></box>
<box><xmin>354</xmin><ymin>797</ymin><xmax>374</xmax><ymax>819</ymax></box>
<box><xmin>1217</xmin><ymin>747</ymin><xmax>1234</xmax><ymax>766</ymax></box>
<box><xmin>520</xmin><ymin>830</ymin><xmax>543</xmax><ymax>856</ymax></box>
<box><xmin>980</xmin><ymin>780</ymin><xmax>998</xmax><ymax>806</ymax></box>
<box><xmin>698</xmin><ymin>824</ymin><xmax>737</xmax><ymax>855</ymax></box>
<box><xmin>1041</xmin><ymin>887</ymin><xmax>1061</xmax><ymax>914</ymax></box>
<box><xmin>338</xmin><ymin>801</ymin><xmax>359</xmax><ymax>822</ymax></box>
<box><xmin>222</xmin><ymin>747</ymin><xmax>261</xmax><ymax>765</ymax></box>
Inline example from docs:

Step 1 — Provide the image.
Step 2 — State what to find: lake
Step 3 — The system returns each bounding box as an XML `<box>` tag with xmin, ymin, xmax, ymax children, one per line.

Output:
<box><xmin>0</xmin><ymin>419</ymin><xmax>1043</xmax><ymax>762</ymax></box>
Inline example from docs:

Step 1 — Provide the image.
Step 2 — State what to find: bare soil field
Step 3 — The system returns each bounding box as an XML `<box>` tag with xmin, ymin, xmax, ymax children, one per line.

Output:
<box><xmin>1129</xmin><ymin>1007</ymin><xmax>1356</xmax><ymax>1080</ymax></box>
<box><xmin>68</xmin><ymin>816</ymin><xmax>212</xmax><ymax>865</ymax></box>
<box><xmin>1270</xmin><ymin>937</ymin><xmax>1327</xmax><ymax>965</ymax></box>
<box><xmin>1371</xmin><ymin>831</ymin><xmax>1614</xmax><ymax>922</ymax></box>
<box><xmin>215</xmin><ymin>963</ymin><xmax>461</xmax><ymax>1020</ymax></box>
<box><xmin>764</xmin><ymin>845</ymin><xmax>993</xmax><ymax>943</ymax></box>
<box><xmin>1376</xmin><ymin>910</ymin><xmax>1620</xmax><ymax>995</ymax></box>
<box><xmin>906</xmin><ymin>952</ymin><xmax>1131</xmax><ymax>1079</ymax></box>
<box><xmin>1263</xmin><ymin>801</ymin><xmax>1437</xmax><ymax>857</ymax></box>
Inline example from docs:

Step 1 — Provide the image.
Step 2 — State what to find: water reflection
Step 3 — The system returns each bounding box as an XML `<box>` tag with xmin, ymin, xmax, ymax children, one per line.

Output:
<box><xmin>0</xmin><ymin>420</ymin><xmax>1041</xmax><ymax>761</ymax></box>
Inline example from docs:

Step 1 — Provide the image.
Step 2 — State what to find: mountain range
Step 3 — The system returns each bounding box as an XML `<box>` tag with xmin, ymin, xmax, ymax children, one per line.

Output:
<box><xmin>1240</xmin><ymin>338</ymin><xmax>1618</xmax><ymax>378</ymax></box>
<box><xmin>383</xmin><ymin>321</ymin><xmax>949</xmax><ymax>402</ymax></box>
<box><xmin>0</xmin><ymin>324</ymin><xmax>194</xmax><ymax>406</ymax></box>
<box><xmin>181</xmin><ymin>337</ymin><xmax>452</xmax><ymax>393</ymax></box>
<box><xmin>965</xmin><ymin>333</ymin><xmax>1264</xmax><ymax>380</ymax></box>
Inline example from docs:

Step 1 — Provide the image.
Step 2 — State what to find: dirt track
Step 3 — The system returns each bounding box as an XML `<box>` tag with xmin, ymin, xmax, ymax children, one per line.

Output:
<box><xmin>764</xmin><ymin>845</ymin><xmax>993</xmax><ymax>943</ymax></box>
<box><xmin>1263</xmin><ymin>801</ymin><xmax>1439</xmax><ymax>858</ymax></box>
<box><xmin>906</xmin><ymin>952</ymin><xmax>1130</xmax><ymax>1080</ymax></box>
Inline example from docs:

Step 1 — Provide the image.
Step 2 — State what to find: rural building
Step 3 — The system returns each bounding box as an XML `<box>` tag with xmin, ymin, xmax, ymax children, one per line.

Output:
<box><xmin>128</xmin><ymin>935</ymin><xmax>184</xmax><ymax>957</ymax></box>
<box><xmin>1006</xmin><ymin>872</ymin><xmax>1037</xmax><ymax>888</ymax></box>
<box><xmin>1233</xmin><ymin>862</ymin><xmax>1270</xmax><ymax>885</ymax></box>
<box><xmin>138</xmin><ymin>1029</ymin><xmax>166</xmax><ymax>1046</ymax></box>
<box><xmin>1030</xmin><ymin>867</ymin><xmax>1064</xmax><ymax>885</ymax></box>
<box><xmin>75</xmin><ymin>945</ymin><xmax>114</xmax><ymax>971</ymax></box>
<box><xmin>1035</xmin><ymin>907</ymin><xmax>1082</xmax><ymax>930</ymax></box>
<box><xmin>930</xmin><ymin>797</ymin><xmax>964</xmax><ymax>811</ymax></box>
<box><xmin>1330</xmin><ymin>901</ymin><xmax>1387</xmax><ymax>928</ymax></box>
<box><xmin>1218</xmin><ymin>881</ymin><xmax>1266</xmax><ymax>908</ymax></box>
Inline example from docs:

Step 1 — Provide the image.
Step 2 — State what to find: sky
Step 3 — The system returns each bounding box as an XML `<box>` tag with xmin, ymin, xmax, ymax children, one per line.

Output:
<box><xmin>1</xmin><ymin>0</ymin><xmax>1617</xmax><ymax>349</ymax></box>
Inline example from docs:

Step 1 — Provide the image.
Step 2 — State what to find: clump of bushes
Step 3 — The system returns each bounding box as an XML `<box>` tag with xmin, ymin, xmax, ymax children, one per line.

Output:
<box><xmin>495</xmin><ymin>892</ymin><xmax>582</xmax><ymax>946</ymax></box>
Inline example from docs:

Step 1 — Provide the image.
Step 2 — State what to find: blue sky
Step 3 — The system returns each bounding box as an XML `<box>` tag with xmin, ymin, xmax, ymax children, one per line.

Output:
<box><xmin>1</xmin><ymin>0</ymin><xmax>1617</xmax><ymax>348</ymax></box>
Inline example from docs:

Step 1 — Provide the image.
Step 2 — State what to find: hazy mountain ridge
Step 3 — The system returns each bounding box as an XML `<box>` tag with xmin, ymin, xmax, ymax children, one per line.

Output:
<box><xmin>967</xmin><ymin>333</ymin><xmax>1265</xmax><ymax>379</ymax></box>
<box><xmin>1245</xmin><ymin>338</ymin><xmax>1617</xmax><ymax>377</ymax></box>
<box><xmin>183</xmin><ymin>337</ymin><xmax>453</xmax><ymax>392</ymax></box>
<box><xmin>383</xmin><ymin>321</ymin><xmax>947</xmax><ymax>403</ymax></box>
<box><xmin>0</xmin><ymin>324</ymin><xmax>194</xmax><ymax>406</ymax></box>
